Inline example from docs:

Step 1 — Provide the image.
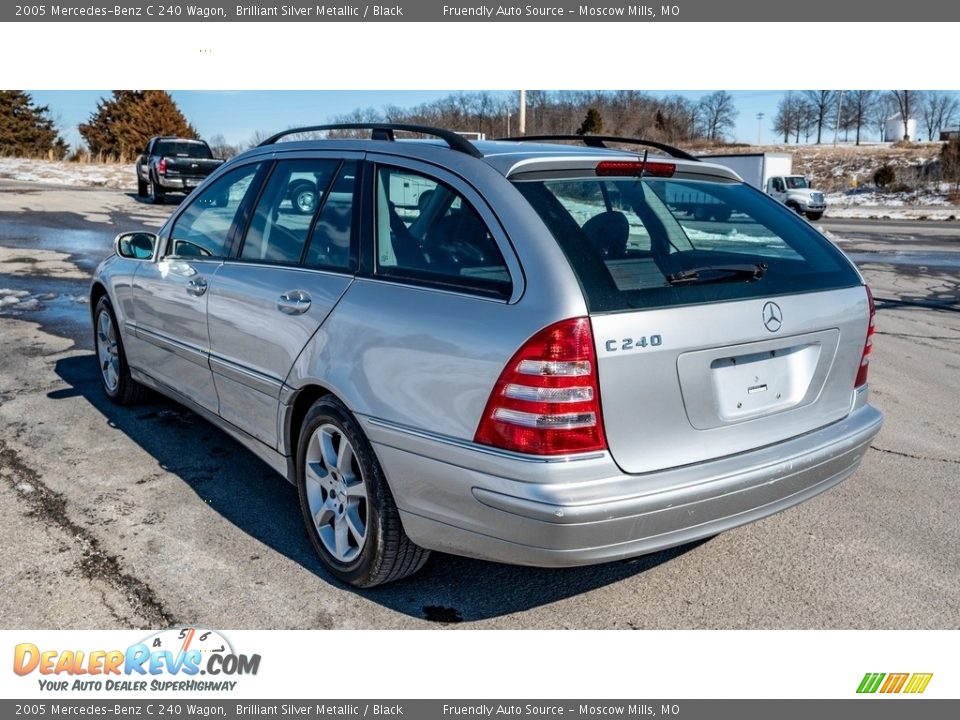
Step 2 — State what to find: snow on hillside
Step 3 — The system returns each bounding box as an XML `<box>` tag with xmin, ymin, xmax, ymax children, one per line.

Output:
<box><xmin>751</xmin><ymin>143</ymin><xmax>958</xmax><ymax>219</ymax></box>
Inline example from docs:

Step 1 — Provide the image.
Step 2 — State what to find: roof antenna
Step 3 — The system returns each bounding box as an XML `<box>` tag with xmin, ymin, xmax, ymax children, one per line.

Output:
<box><xmin>638</xmin><ymin>148</ymin><xmax>649</xmax><ymax>177</ymax></box>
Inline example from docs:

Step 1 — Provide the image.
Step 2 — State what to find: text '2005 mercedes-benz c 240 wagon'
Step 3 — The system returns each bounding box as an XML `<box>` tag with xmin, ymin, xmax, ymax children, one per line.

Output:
<box><xmin>92</xmin><ymin>125</ymin><xmax>883</xmax><ymax>587</ymax></box>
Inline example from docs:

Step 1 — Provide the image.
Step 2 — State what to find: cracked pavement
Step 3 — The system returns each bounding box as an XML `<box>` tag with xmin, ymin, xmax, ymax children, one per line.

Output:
<box><xmin>0</xmin><ymin>183</ymin><xmax>958</xmax><ymax>629</ymax></box>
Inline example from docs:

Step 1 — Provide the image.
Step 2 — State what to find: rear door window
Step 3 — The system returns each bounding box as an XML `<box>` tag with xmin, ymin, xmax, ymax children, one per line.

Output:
<box><xmin>236</xmin><ymin>158</ymin><xmax>358</xmax><ymax>271</ymax></box>
<box><xmin>304</xmin><ymin>161</ymin><xmax>358</xmax><ymax>271</ymax></box>
<box><xmin>240</xmin><ymin>159</ymin><xmax>338</xmax><ymax>265</ymax></box>
<box><xmin>514</xmin><ymin>176</ymin><xmax>860</xmax><ymax>313</ymax></box>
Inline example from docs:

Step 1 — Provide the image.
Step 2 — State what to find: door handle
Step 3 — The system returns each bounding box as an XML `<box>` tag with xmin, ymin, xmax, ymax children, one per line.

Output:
<box><xmin>277</xmin><ymin>290</ymin><xmax>312</xmax><ymax>315</ymax></box>
<box><xmin>186</xmin><ymin>277</ymin><xmax>208</xmax><ymax>297</ymax></box>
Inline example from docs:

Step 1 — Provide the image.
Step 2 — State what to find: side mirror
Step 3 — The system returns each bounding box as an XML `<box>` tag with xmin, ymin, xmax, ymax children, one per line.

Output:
<box><xmin>115</xmin><ymin>232</ymin><xmax>157</xmax><ymax>260</ymax></box>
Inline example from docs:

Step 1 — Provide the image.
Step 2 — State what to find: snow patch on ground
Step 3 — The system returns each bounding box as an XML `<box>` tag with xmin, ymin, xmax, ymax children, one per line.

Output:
<box><xmin>0</xmin><ymin>158</ymin><xmax>134</xmax><ymax>190</ymax></box>
<box><xmin>825</xmin><ymin>186</ymin><xmax>959</xmax><ymax>220</ymax></box>
<box><xmin>0</xmin><ymin>288</ymin><xmax>87</xmax><ymax>316</ymax></box>
<box><xmin>0</xmin><ymin>247</ymin><xmax>88</xmax><ymax>280</ymax></box>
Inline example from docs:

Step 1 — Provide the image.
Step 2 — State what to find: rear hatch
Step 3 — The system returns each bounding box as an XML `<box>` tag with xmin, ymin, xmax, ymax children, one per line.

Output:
<box><xmin>512</xmin><ymin>161</ymin><xmax>868</xmax><ymax>474</ymax></box>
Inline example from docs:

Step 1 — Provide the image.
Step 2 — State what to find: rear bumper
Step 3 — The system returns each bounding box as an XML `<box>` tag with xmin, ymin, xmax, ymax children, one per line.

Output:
<box><xmin>361</xmin><ymin>399</ymin><xmax>883</xmax><ymax>567</ymax></box>
<box><xmin>155</xmin><ymin>176</ymin><xmax>205</xmax><ymax>191</ymax></box>
<box><xmin>361</xmin><ymin>404</ymin><xmax>883</xmax><ymax>567</ymax></box>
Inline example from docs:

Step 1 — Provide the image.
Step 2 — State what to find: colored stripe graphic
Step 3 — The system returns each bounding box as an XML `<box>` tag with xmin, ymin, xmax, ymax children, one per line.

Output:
<box><xmin>857</xmin><ymin>673</ymin><xmax>885</xmax><ymax>693</ymax></box>
<box><xmin>904</xmin><ymin>673</ymin><xmax>934</xmax><ymax>694</ymax></box>
<box><xmin>857</xmin><ymin>672</ymin><xmax>933</xmax><ymax>694</ymax></box>
<box><xmin>880</xmin><ymin>673</ymin><xmax>909</xmax><ymax>693</ymax></box>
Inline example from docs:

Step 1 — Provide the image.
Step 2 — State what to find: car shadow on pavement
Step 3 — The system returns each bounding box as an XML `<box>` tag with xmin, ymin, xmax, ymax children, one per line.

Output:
<box><xmin>53</xmin><ymin>353</ymin><xmax>707</xmax><ymax>625</ymax></box>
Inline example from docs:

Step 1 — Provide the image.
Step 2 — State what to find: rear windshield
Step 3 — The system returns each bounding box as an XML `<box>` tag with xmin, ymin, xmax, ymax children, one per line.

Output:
<box><xmin>154</xmin><ymin>141</ymin><xmax>212</xmax><ymax>159</ymax></box>
<box><xmin>513</xmin><ymin>176</ymin><xmax>860</xmax><ymax>313</ymax></box>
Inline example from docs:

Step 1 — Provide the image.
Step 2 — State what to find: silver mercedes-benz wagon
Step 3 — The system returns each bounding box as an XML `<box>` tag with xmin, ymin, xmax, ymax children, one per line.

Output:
<box><xmin>91</xmin><ymin>125</ymin><xmax>883</xmax><ymax>586</ymax></box>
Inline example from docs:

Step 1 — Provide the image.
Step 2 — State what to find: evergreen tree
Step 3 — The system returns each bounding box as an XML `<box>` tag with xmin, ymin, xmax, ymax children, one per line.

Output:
<box><xmin>576</xmin><ymin>108</ymin><xmax>604</xmax><ymax>135</ymax></box>
<box><xmin>79</xmin><ymin>91</ymin><xmax>198</xmax><ymax>160</ymax></box>
<box><xmin>0</xmin><ymin>91</ymin><xmax>68</xmax><ymax>158</ymax></box>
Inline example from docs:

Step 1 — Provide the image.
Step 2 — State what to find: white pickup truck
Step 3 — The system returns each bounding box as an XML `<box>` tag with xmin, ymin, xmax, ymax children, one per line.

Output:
<box><xmin>703</xmin><ymin>152</ymin><xmax>827</xmax><ymax>221</ymax></box>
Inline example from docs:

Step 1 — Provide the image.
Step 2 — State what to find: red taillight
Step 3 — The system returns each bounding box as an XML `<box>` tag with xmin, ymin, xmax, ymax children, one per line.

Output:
<box><xmin>474</xmin><ymin>318</ymin><xmax>607</xmax><ymax>455</ymax></box>
<box><xmin>157</xmin><ymin>158</ymin><xmax>167</xmax><ymax>175</ymax></box>
<box><xmin>855</xmin><ymin>285</ymin><xmax>876</xmax><ymax>387</ymax></box>
<box><xmin>596</xmin><ymin>160</ymin><xmax>675</xmax><ymax>178</ymax></box>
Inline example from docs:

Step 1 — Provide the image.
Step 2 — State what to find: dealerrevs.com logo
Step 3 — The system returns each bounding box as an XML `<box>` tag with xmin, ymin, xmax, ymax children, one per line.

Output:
<box><xmin>13</xmin><ymin>627</ymin><xmax>260</xmax><ymax>692</ymax></box>
<box><xmin>857</xmin><ymin>673</ymin><xmax>933</xmax><ymax>694</ymax></box>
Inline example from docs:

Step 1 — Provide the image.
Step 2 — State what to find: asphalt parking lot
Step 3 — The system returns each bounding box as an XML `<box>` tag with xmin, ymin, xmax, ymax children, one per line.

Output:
<box><xmin>0</xmin><ymin>182</ymin><xmax>958</xmax><ymax>629</ymax></box>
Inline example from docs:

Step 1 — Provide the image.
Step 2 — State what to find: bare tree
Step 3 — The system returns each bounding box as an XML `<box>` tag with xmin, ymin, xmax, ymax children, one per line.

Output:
<box><xmin>773</xmin><ymin>91</ymin><xmax>807</xmax><ymax>143</ymax></box>
<box><xmin>872</xmin><ymin>93</ymin><xmax>897</xmax><ymax>140</ymax></box>
<box><xmin>324</xmin><ymin>107</ymin><xmax>385</xmax><ymax>138</ymax></box>
<box><xmin>922</xmin><ymin>91</ymin><xmax>960</xmax><ymax>142</ymax></box>
<box><xmin>245</xmin><ymin>128</ymin><xmax>272</xmax><ymax>148</ymax></box>
<box><xmin>843</xmin><ymin>90</ymin><xmax>879</xmax><ymax>145</ymax></box>
<box><xmin>801</xmin><ymin>91</ymin><xmax>837</xmax><ymax>144</ymax></box>
<box><xmin>323</xmin><ymin>91</ymin><xmax>718</xmax><ymax>149</ymax></box>
<box><xmin>697</xmin><ymin>90</ymin><xmax>738</xmax><ymax>142</ymax></box>
<box><xmin>206</xmin><ymin>133</ymin><xmax>239</xmax><ymax>160</ymax></box>
<box><xmin>890</xmin><ymin>90</ymin><xmax>926</xmax><ymax>141</ymax></box>
<box><xmin>794</xmin><ymin>99</ymin><xmax>817</xmax><ymax>143</ymax></box>
<box><xmin>654</xmin><ymin>95</ymin><xmax>698</xmax><ymax>142</ymax></box>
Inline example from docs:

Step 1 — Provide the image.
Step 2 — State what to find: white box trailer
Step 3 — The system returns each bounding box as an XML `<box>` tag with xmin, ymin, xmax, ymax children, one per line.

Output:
<box><xmin>701</xmin><ymin>152</ymin><xmax>826</xmax><ymax>220</ymax></box>
<box><xmin>703</xmin><ymin>153</ymin><xmax>793</xmax><ymax>191</ymax></box>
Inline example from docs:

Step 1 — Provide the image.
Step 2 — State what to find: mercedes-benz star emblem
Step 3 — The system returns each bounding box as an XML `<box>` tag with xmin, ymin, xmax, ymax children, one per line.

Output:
<box><xmin>762</xmin><ymin>301</ymin><xmax>783</xmax><ymax>332</ymax></box>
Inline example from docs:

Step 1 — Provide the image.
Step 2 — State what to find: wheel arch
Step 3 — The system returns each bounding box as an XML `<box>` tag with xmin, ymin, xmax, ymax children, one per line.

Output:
<box><xmin>283</xmin><ymin>383</ymin><xmax>335</xmax><ymax>477</ymax></box>
<box><xmin>89</xmin><ymin>281</ymin><xmax>109</xmax><ymax>323</ymax></box>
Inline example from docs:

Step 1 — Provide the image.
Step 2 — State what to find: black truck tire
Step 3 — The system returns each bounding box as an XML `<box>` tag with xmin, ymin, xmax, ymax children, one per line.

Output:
<box><xmin>150</xmin><ymin>175</ymin><xmax>165</xmax><ymax>205</ymax></box>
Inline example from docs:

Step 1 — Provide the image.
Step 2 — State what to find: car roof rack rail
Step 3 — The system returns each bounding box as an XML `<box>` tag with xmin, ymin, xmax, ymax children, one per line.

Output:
<box><xmin>258</xmin><ymin>123</ymin><xmax>484</xmax><ymax>158</ymax></box>
<box><xmin>495</xmin><ymin>134</ymin><xmax>699</xmax><ymax>162</ymax></box>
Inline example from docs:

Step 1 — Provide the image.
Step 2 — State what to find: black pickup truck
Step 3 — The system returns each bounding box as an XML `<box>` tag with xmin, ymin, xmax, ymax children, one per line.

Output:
<box><xmin>136</xmin><ymin>137</ymin><xmax>224</xmax><ymax>204</ymax></box>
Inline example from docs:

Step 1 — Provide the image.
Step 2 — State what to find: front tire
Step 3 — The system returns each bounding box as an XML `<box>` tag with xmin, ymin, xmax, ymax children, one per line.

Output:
<box><xmin>93</xmin><ymin>296</ymin><xmax>149</xmax><ymax>405</ymax></box>
<box><xmin>806</xmin><ymin>211</ymin><xmax>824</xmax><ymax>221</ymax></box>
<box><xmin>296</xmin><ymin>397</ymin><xmax>429</xmax><ymax>587</ymax></box>
<box><xmin>137</xmin><ymin>176</ymin><xmax>148</xmax><ymax>197</ymax></box>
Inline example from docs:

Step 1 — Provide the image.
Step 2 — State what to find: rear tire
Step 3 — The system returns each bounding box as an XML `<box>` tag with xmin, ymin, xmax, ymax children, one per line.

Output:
<box><xmin>296</xmin><ymin>397</ymin><xmax>429</xmax><ymax>587</ymax></box>
<box><xmin>137</xmin><ymin>177</ymin><xmax>148</xmax><ymax>197</ymax></box>
<box><xmin>150</xmin><ymin>176</ymin><xmax>165</xmax><ymax>205</ymax></box>
<box><xmin>93</xmin><ymin>296</ymin><xmax>149</xmax><ymax>406</ymax></box>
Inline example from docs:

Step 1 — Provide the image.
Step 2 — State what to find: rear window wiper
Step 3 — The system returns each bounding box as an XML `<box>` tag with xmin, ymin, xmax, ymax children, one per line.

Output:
<box><xmin>666</xmin><ymin>262</ymin><xmax>767</xmax><ymax>285</ymax></box>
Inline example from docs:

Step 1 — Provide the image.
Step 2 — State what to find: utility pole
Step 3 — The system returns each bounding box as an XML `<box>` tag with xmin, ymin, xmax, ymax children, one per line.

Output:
<box><xmin>756</xmin><ymin>112</ymin><xmax>764</xmax><ymax>145</ymax></box>
<box><xmin>833</xmin><ymin>90</ymin><xmax>845</xmax><ymax>146</ymax></box>
<box><xmin>519</xmin><ymin>90</ymin><xmax>526</xmax><ymax>136</ymax></box>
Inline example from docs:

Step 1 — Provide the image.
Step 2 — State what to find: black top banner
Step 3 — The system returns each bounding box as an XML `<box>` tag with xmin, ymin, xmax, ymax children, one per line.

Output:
<box><xmin>4</xmin><ymin>0</ymin><xmax>958</xmax><ymax>22</ymax></box>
